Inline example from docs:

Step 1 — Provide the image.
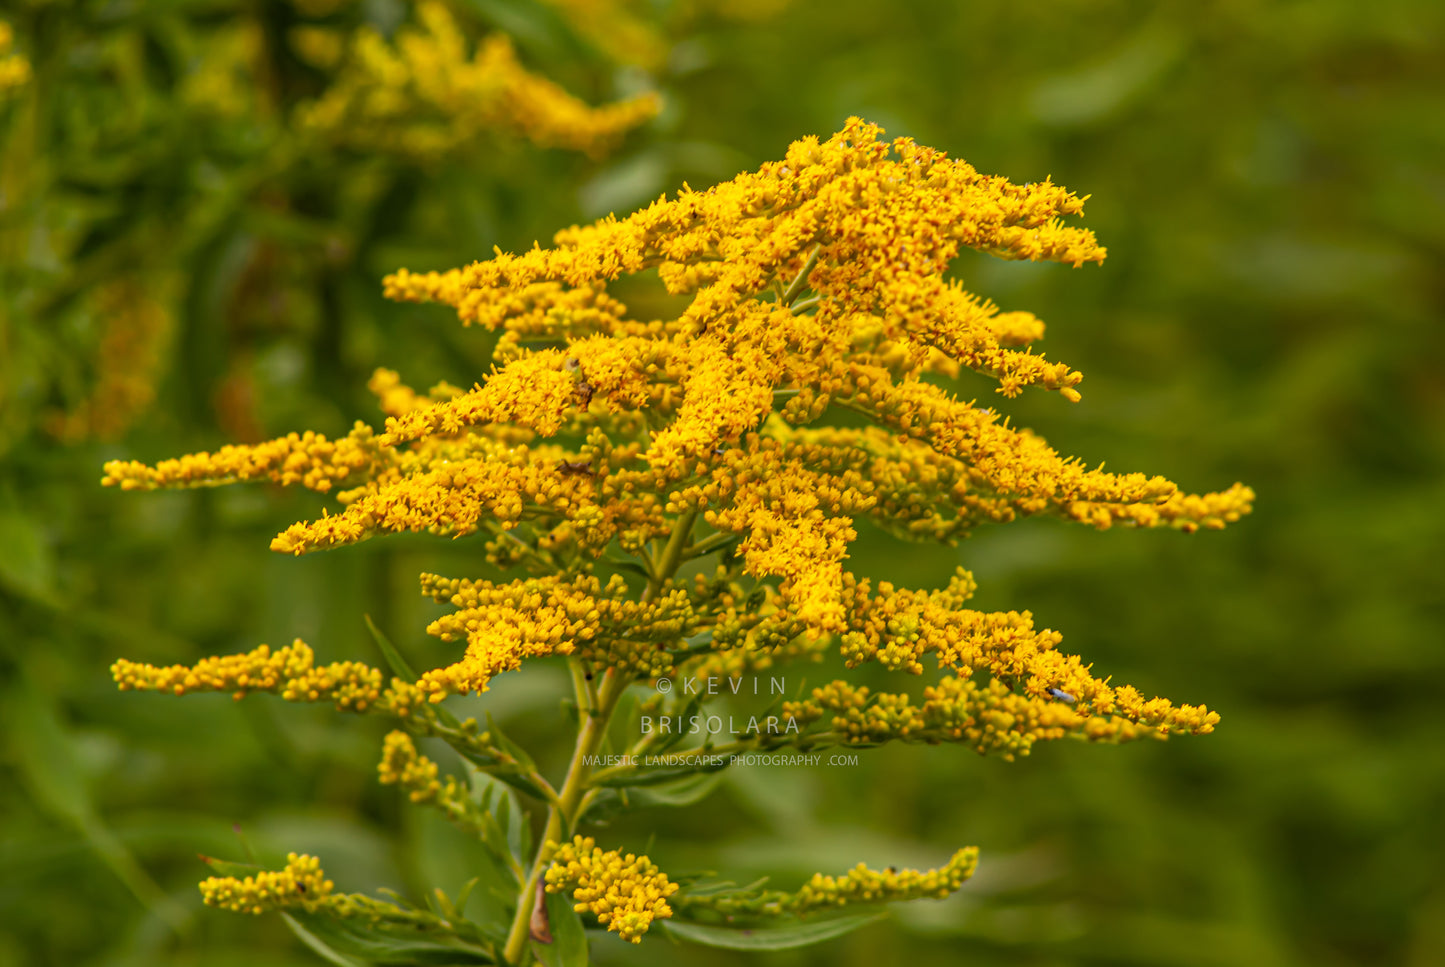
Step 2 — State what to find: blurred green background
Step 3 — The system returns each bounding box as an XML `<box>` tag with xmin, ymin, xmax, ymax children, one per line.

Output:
<box><xmin>2</xmin><ymin>1</ymin><xmax>1442</xmax><ymax>965</ymax></box>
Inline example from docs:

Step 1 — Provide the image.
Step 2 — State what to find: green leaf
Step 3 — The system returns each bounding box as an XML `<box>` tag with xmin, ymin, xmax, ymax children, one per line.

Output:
<box><xmin>282</xmin><ymin>913</ymin><xmax>367</xmax><ymax>967</ymax></box>
<box><xmin>624</xmin><ymin>770</ymin><xmax>725</xmax><ymax>808</ymax></box>
<box><xmin>604</xmin><ymin>689</ymin><xmax>640</xmax><ymax>755</ymax></box>
<box><xmin>489</xmin><ymin>769</ymin><xmax>551</xmax><ymax>805</ymax></box>
<box><xmin>285</xmin><ymin>910</ymin><xmax>498</xmax><ymax>965</ymax></box>
<box><xmin>0</xmin><ymin>511</ymin><xmax>56</xmax><ymax>603</ymax></box>
<box><xmin>674</xmin><ymin>876</ymin><xmax>771</xmax><ymax>898</ymax></box>
<box><xmin>364</xmin><ymin>614</ymin><xmax>419</xmax><ymax>681</ymax></box>
<box><xmin>364</xmin><ymin>617</ymin><xmax>463</xmax><ymax>730</ymax></box>
<box><xmin>485</xmin><ymin>712</ymin><xmax>538</xmax><ymax>773</ymax></box>
<box><xmin>200</xmin><ymin>855</ymin><xmax>266</xmax><ymax>878</ymax></box>
<box><xmin>3</xmin><ymin>680</ymin><xmax>93</xmax><ymax>828</ymax></box>
<box><xmin>653</xmin><ymin>693</ymin><xmax>706</xmax><ymax>754</ymax></box>
<box><xmin>454</xmin><ymin>877</ymin><xmax>481</xmax><ymax>915</ymax></box>
<box><xmin>531</xmin><ymin>887</ymin><xmax>587</xmax><ymax>967</ymax></box>
<box><xmin>473</xmin><ymin>713</ymin><xmax>552</xmax><ymax>801</ymax></box>
<box><xmin>660</xmin><ymin>912</ymin><xmax>887</xmax><ymax>951</ymax></box>
<box><xmin>601</xmin><ymin>552</ymin><xmax>653</xmax><ymax>580</ymax></box>
<box><xmin>594</xmin><ymin>758</ymin><xmax>731</xmax><ymax>789</ymax></box>
<box><xmin>465</xmin><ymin>767</ymin><xmax>524</xmax><ymax>884</ymax></box>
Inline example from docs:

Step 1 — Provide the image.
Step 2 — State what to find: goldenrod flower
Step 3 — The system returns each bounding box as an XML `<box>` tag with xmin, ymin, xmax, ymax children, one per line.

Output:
<box><xmin>676</xmin><ymin>848</ymin><xmax>978</xmax><ymax>917</ymax></box>
<box><xmin>781</xmin><ymin>848</ymin><xmax>979</xmax><ymax>911</ymax></box>
<box><xmin>107</xmin><ymin>123</ymin><xmax>1253</xmax><ymax>951</ymax></box>
<box><xmin>375</xmin><ymin>730</ymin><xmax>501</xmax><ymax>839</ymax></box>
<box><xmin>377</xmin><ymin>730</ymin><xmax>443</xmax><ymax>801</ymax></box>
<box><xmin>111</xmin><ymin>640</ymin><xmax>419</xmax><ymax>714</ymax></box>
<box><xmin>543</xmin><ymin>836</ymin><xmax>679</xmax><ymax>942</ymax></box>
<box><xmin>109</xmin><ymin>120</ymin><xmax>1248</xmax><ymax>717</ymax></box>
<box><xmin>102</xmin><ymin>423</ymin><xmax>383</xmax><ymax>493</ymax></box>
<box><xmin>200</xmin><ymin>853</ymin><xmax>336</xmax><ymax>915</ymax></box>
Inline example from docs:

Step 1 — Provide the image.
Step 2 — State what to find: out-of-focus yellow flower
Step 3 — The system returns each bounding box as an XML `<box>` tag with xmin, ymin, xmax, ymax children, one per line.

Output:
<box><xmin>48</xmin><ymin>278</ymin><xmax>175</xmax><ymax>443</ymax></box>
<box><xmin>179</xmin><ymin>22</ymin><xmax>263</xmax><ymax>118</ymax></box>
<box><xmin>0</xmin><ymin>21</ymin><xmax>32</xmax><ymax>96</ymax></box>
<box><xmin>544</xmin><ymin>836</ymin><xmax>678</xmax><ymax>942</ymax></box>
<box><xmin>297</xmin><ymin>1</ymin><xmax>659</xmax><ymax>162</ymax></box>
<box><xmin>537</xmin><ymin>0</ymin><xmax>668</xmax><ymax>70</ymax></box>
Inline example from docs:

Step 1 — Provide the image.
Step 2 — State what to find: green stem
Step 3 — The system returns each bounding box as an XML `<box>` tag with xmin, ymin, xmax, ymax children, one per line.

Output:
<box><xmin>781</xmin><ymin>244</ymin><xmax>822</xmax><ymax>307</ymax></box>
<box><xmin>685</xmin><ymin>530</ymin><xmax>740</xmax><ymax>558</ymax></box>
<box><xmin>645</xmin><ymin>508</ymin><xmax>698</xmax><ymax>604</ymax></box>
<box><xmin>789</xmin><ymin>294</ymin><xmax>822</xmax><ymax>315</ymax></box>
<box><xmin>500</xmin><ymin>509</ymin><xmax>699</xmax><ymax>964</ymax></box>
<box><xmin>501</xmin><ymin>671</ymin><xmax>628</xmax><ymax>963</ymax></box>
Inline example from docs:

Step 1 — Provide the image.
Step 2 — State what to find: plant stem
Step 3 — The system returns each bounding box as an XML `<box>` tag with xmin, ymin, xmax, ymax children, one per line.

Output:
<box><xmin>501</xmin><ymin>671</ymin><xmax>627</xmax><ymax>963</ymax></box>
<box><xmin>781</xmin><ymin>244</ymin><xmax>821</xmax><ymax>307</ymax></box>
<box><xmin>500</xmin><ymin>509</ymin><xmax>699</xmax><ymax>964</ymax></box>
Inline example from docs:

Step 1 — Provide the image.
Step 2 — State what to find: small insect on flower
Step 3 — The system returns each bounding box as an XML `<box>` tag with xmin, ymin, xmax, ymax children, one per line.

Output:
<box><xmin>1047</xmin><ymin>687</ymin><xmax>1077</xmax><ymax>704</ymax></box>
<box><xmin>558</xmin><ymin>459</ymin><xmax>595</xmax><ymax>476</ymax></box>
<box><xmin>573</xmin><ymin>381</ymin><xmax>595</xmax><ymax>406</ymax></box>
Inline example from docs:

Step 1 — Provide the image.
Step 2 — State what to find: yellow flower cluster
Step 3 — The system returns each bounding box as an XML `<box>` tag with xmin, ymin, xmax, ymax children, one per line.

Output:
<box><xmin>677</xmin><ymin>848</ymin><xmax>978</xmax><ymax>918</ymax></box>
<box><xmin>413</xmin><ymin>573</ymin><xmax>594</xmax><ymax>699</ymax></box>
<box><xmin>367</xmin><ymin>368</ymin><xmax>464</xmax><ymax>419</ymax></box>
<box><xmin>111</xmin><ymin>640</ymin><xmax>420</xmax><ymax>715</ymax></box>
<box><xmin>102</xmin><ymin>422</ymin><xmax>382</xmax><ymax>493</ymax></box>
<box><xmin>377</xmin><ymin>730</ymin><xmax>442</xmax><ymax>800</ymax></box>
<box><xmin>822</xmin><ymin>571</ymin><xmax>1218</xmax><ymax>735</ymax></box>
<box><xmin>788</xmin><ymin>848</ymin><xmax>979</xmax><ymax>911</ymax></box>
<box><xmin>381</xmin><ymin>118</ymin><xmax>1250</xmax><ymax>570</ymax></box>
<box><xmin>376</xmin><ymin>730</ymin><xmax>491</xmax><ymax>836</ymax></box>
<box><xmin>200</xmin><ymin>853</ymin><xmax>336</xmax><ymax>915</ymax></box>
<box><xmin>107</xmin><ymin>121</ymin><xmax>1249</xmax><ymax>836</ymax></box>
<box><xmin>787</xmin><ymin>677</ymin><xmax>1173</xmax><ymax>760</ymax></box>
<box><xmin>0</xmin><ymin>21</ymin><xmax>30</xmax><ymax>96</ymax></box>
<box><xmin>543</xmin><ymin>836</ymin><xmax>679</xmax><ymax>943</ymax></box>
<box><xmin>296</xmin><ymin>2</ymin><xmax>659</xmax><ymax>162</ymax></box>
<box><xmin>418</xmin><ymin>571</ymin><xmax>705</xmax><ymax>698</ymax></box>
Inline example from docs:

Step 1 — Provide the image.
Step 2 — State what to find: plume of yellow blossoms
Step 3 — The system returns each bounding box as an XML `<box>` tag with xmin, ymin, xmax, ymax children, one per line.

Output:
<box><xmin>0</xmin><ymin>21</ymin><xmax>29</xmax><ymax>97</ymax></box>
<box><xmin>295</xmin><ymin>1</ymin><xmax>660</xmax><ymax>162</ymax></box>
<box><xmin>111</xmin><ymin>639</ymin><xmax>422</xmax><ymax>715</ymax></box>
<box><xmin>675</xmin><ymin>848</ymin><xmax>979</xmax><ymax>918</ymax></box>
<box><xmin>105</xmin><ymin>117</ymin><xmax>1249</xmax><ymax>726</ymax></box>
<box><xmin>105</xmin><ymin>118</ymin><xmax>1252</xmax><ymax>956</ymax></box>
<box><xmin>543</xmin><ymin>836</ymin><xmax>679</xmax><ymax>943</ymax></box>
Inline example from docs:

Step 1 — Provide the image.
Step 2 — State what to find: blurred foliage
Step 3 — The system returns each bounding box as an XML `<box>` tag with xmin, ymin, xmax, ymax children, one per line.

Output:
<box><xmin>1</xmin><ymin>1</ymin><xmax>1442</xmax><ymax>966</ymax></box>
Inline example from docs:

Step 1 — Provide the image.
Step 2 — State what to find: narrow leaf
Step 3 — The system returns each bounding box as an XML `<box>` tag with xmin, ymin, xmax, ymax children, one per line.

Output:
<box><xmin>282</xmin><ymin>912</ymin><xmax>367</xmax><ymax>967</ymax></box>
<box><xmin>660</xmin><ymin>912</ymin><xmax>886</xmax><ymax>951</ymax></box>
<box><xmin>364</xmin><ymin>614</ymin><xmax>419</xmax><ymax>681</ymax></box>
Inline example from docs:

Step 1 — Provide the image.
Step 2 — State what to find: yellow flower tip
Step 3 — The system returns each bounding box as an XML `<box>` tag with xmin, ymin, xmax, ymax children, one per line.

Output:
<box><xmin>199</xmin><ymin>852</ymin><xmax>336</xmax><ymax>915</ymax></box>
<box><xmin>543</xmin><ymin>835</ymin><xmax>676</xmax><ymax>942</ymax></box>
